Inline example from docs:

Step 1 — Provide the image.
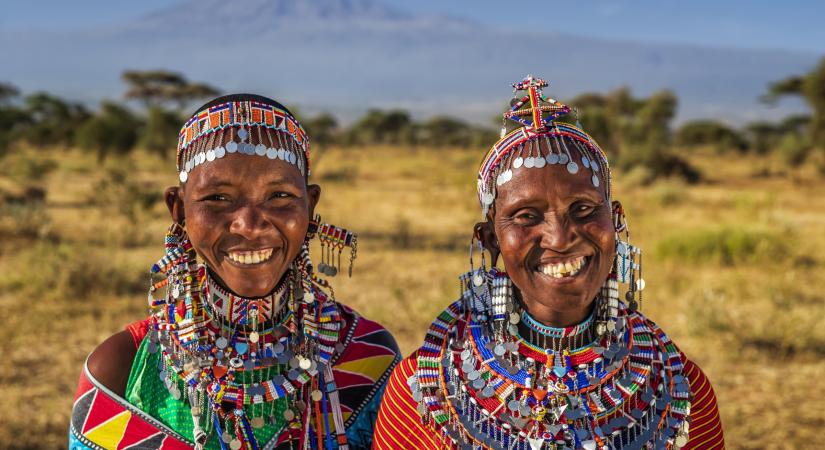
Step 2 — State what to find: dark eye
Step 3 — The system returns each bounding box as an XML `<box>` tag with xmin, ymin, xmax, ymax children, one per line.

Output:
<box><xmin>513</xmin><ymin>210</ymin><xmax>540</xmax><ymax>224</ymax></box>
<box><xmin>200</xmin><ymin>193</ymin><xmax>230</xmax><ymax>202</ymax></box>
<box><xmin>572</xmin><ymin>203</ymin><xmax>597</xmax><ymax>218</ymax></box>
<box><xmin>269</xmin><ymin>191</ymin><xmax>294</xmax><ymax>200</ymax></box>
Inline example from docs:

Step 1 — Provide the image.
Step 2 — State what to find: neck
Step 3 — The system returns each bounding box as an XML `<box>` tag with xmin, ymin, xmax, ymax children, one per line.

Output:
<box><xmin>203</xmin><ymin>268</ymin><xmax>289</xmax><ymax>326</ymax></box>
<box><xmin>517</xmin><ymin>290</ymin><xmax>594</xmax><ymax>328</ymax></box>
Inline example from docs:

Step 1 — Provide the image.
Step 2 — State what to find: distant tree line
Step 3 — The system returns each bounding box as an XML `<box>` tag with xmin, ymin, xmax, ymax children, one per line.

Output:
<box><xmin>1</xmin><ymin>59</ymin><xmax>824</xmax><ymax>180</ymax></box>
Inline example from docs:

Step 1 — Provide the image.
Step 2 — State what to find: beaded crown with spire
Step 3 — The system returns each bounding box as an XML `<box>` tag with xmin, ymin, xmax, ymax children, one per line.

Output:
<box><xmin>477</xmin><ymin>76</ymin><xmax>612</xmax><ymax>216</ymax></box>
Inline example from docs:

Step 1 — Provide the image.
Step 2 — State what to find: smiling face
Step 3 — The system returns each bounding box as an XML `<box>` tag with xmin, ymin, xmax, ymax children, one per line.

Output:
<box><xmin>486</xmin><ymin>149</ymin><xmax>616</xmax><ymax>327</ymax></box>
<box><xmin>166</xmin><ymin>149</ymin><xmax>319</xmax><ymax>298</ymax></box>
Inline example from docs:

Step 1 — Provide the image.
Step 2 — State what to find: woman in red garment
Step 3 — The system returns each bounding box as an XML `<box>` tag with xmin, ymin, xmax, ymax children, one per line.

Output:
<box><xmin>374</xmin><ymin>76</ymin><xmax>724</xmax><ymax>449</ymax></box>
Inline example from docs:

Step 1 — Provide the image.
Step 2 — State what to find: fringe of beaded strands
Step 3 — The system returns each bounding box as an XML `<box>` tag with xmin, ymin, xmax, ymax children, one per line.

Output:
<box><xmin>147</xmin><ymin>225</ymin><xmax>349</xmax><ymax>450</ymax></box>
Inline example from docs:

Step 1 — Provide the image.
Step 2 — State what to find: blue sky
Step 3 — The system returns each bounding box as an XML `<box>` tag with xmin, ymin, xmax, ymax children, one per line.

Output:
<box><xmin>2</xmin><ymin>0</ymin><xmax>823</xmax><ymax>53</ymax></box>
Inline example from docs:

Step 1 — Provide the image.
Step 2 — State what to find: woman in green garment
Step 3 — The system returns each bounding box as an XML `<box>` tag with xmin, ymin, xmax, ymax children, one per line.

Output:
<box><xmin>69</xmin><ymin>94</ymin><xmax>401</xmax><ymax>450</ymax></box>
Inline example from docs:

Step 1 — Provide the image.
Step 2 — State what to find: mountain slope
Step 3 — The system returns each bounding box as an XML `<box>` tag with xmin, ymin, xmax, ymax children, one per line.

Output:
<box><xmin>0</xmin><ymin>0</ymin><xmax>814</xmax><ymax>124</ymax></box>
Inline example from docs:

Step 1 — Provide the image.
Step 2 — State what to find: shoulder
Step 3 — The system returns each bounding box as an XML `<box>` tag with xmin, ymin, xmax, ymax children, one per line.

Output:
<box><xmin>681</xmin><ymin>356</ymin><xmax>726</xmax><ymax>449</ymax></box>
<box><xmin>374</xmin><ymin>351</ymin><xmax>440</xmax><ymax>450</ymax></box>
<box><xmin>84</xmin><ymin>318</ymin><xmax>150</xmax><ymax>397</ymax></box>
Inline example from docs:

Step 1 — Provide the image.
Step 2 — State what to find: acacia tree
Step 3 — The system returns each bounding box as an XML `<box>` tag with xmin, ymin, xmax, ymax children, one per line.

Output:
<box><xmin>763</xmin><ymin>57</ymin><xmax>825</xmax><ymax>146</ymax></box>
<box><xmin>121</xmin><ymin>70</ymin><xmax>220</xmax><ymax>156</ymax></box>
<box><xmin>122</xmin><ymin>70</ymin><xmax>219</xmax><ymax>111</ymax></box>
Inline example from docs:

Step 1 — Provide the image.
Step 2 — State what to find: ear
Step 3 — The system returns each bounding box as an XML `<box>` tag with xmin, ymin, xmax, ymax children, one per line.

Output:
<box><xmin>611</xmin><ymin>200</ymin><xmax>626</xmax><ymax>232</ymax></box>
<box><xmin>306</xmin><ymin>184</ymin><xmax>321</xmax><ymax>219</ymax></box>
<box><xmin>474</xmin><ymin>220</ymin><xmax>500</xmax><ymax>267</ymax></box>
<box><xmin>165</xmin><ymin>186</ymin><xmax>185</xmax><ymax>224</ymax></box>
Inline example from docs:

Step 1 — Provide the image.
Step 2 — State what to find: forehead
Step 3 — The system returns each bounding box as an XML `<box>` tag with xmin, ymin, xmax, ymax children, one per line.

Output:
<box><xmin>185</xmin><ymin>153</ymin><xmax>305</xmax><ymax>189</ymax></box>
<box><xmin>495</xmin><ymin>162</ymin><xmax>606</xmax><ymax>205</ymax></box>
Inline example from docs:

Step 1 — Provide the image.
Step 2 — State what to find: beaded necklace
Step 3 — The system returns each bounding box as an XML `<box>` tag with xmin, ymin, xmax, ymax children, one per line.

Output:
<box><xmin>148</xmin><ymin>224</ymin><xmax>349</xmax><ymax>450</ymax></box>
<box><xmin>413</xmin><ymin>270</ymin><xmax>690</xmax><ymax>450</ymax></box>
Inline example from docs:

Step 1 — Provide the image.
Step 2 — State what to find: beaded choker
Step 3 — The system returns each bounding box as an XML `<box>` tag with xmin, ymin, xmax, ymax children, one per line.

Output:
<box><xmin>518</xmin><ymin>310</ymin><xmax>596</xmax><ymax>351</ymax></box>
<box><xmin>203</xmin><ymin>270</ymin><xmax>289</xmax><ymax>326</ymax></box>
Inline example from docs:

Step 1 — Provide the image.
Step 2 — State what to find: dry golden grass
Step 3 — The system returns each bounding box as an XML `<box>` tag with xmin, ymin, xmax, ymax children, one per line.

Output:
<box><xmin>0</xmin><ymin>144</ymin><xmax>823</xmax><ymax>449</ymax></box>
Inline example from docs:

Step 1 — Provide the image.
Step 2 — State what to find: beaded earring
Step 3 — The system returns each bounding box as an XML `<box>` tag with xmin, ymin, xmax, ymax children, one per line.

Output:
<box><xmin>310</xmin><ymin>214</ymin><xmax>358</xmax><ymax>278</ymax></box>
<box><xmin>147</xmin><ymin>222</ymin><xmax>199</xmax><ymax>316</ymax></box>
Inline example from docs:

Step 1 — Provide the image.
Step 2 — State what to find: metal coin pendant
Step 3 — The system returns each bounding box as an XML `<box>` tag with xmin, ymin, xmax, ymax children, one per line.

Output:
<box><xmin>299</xmin><ymin>357</ymin><xmax>312</xmax><ymax>370</ymax></box>
<box><xmin>249</xmin><ymin>332</ymin><xmax>260</xmax><ymax>343</ymax></box>
<box><xmin>230</xmin><ymin>439</ymin><xmax>242</xmax><ymax>450</ymax></box>
<box><xmin>311</xmin><ymin>390</ymin><xmax>323</xmax><ymax>401</ymax></box>
<box><xmin>567</xmin><ymin>161</ymin><xmax>579</xmax><ymax>174</ymax></box>
<box><xmin>238</xmin><ymin>129</ymin><xmax>249</xmax><ymax>141</ymax></box>
<box><xmin>251</xmin><ymin>417</ymin><xmax>265</xmax><ymax>428</ymax></box>
<box><xmin>222</xmin><ymin>432</ymin><xmax>233</xmax><ymax>443</ymax></box>
<box><xmin>509</xmin><ymin>312</ymin><xmax>520</xmax><ymax>324</ymax></box>
<box><xmin>524</xmin><ymin>157</ymin><xmax>535</xmax><ymax>168</ymax></box>
<box><xmin>548</xmin><ymin>153</ymin><xmax>560</xmax><ymax>164</ymax></box>
<box><xmin>559</xmin><ymin>153</ymin><xmax>569</xmax><ymax>164</ymax></box>
<box><xmin>592</xmin><ymin>174</ymin><xmax>600</xmax><ymax>187</ymax></box>
<box><xmin>513</xmin><ymin>157</ymin><xmax>524</xmax><ymax>168</ymax></box>
<box><xmin>216</xmin><ymin>337</ymin><xmax>228</xmax><ymax>349</ymax></box>
<box><xmin>535</xmin><ymin>156</ymin><xmax>546</xmax><ymax>168</ymax></box>
<box><xmin>226</xmin><ymin>141</ymin><xmax>238</xmax><ymax>153</ymax></box>
<box><xmin>284</xmin><ymin>409</ymin><xmax>295</xmax><ymax>421</ymax></box>
<box><xmin>473</xmin><ymin>273</ymin><xmax>484</xmax><ymax>287</ymax></box>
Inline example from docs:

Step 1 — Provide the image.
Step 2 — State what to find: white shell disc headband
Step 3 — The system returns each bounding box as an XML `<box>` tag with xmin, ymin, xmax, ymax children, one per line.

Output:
<box><xmin>176</xmin><ymin>97</ymin><xmax>309</xmax><ymax>183</ymax></box>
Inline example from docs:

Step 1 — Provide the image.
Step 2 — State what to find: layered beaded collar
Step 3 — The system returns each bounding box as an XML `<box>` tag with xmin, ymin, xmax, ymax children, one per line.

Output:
<box><xmin>413</xmin><ymin>271</ymin><xmax>690</xmax><ymax>450</ymax></box>
<box><xmin>149</xmin><ymin>260</ymin><xmax>346</xmax><ymax>449</ymax></box>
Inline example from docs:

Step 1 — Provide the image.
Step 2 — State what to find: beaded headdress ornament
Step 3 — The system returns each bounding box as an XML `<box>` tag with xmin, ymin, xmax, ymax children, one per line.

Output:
<box><xmin>176</xmin><ymin>94</ymin><xmax>309</xmax><ymax>183</ymax></box>
<box><xmin>477</xmin><ymin>75</ymin><xmax>612</xmax><ymax>217</ymax></box>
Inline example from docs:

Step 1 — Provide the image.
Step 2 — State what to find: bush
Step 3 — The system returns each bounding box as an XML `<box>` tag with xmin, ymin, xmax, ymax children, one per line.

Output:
<box><xmin>20</xmin><ymin>92</ymin><xmax>88</xmax><ymax>148</ymax></box>
<box><xmin>656</xmin><ymin>226</ymin><xmax>790</xmax><ymax>266</ymax></box>
<box><xmin>676</xmin><ymin>119</ymin><xmax>748</xmax><ymax>152</ymax></box>
<box><xmin>75</xmin><ymin>101</ymin><xmax>141</xmax><ymax>161</ymax></box>
<box><xmin>778</xmin><ymin>132</ymin><xmax>811</xmax><ymax>168</ymax></box>
<box><xmin>0</xmin><ymin>187</ymin><xmax>51</xmax><ymax>240</ymax></box>
<box><xmin>140</xmin><ymin>106</ymin><xmax>181</xmax><ymax>157</ymax></box>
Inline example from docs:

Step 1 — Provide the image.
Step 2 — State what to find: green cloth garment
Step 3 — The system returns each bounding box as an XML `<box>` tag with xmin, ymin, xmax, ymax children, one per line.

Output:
<box><xmin>125</xmin><ymin>337</ymin><xmax>288</xmax><ymax>449</ymax></box>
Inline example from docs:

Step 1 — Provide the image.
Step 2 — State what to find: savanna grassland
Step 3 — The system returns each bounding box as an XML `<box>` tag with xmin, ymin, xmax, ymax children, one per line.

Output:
<box><xmin>0</xmin><ymin>144</ymin><xmax>823</xmax><ymax>449</ymax></box>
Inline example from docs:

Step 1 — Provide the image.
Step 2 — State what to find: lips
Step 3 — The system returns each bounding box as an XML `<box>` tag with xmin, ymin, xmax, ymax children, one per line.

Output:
<box><xmin>536</xmin><ymin>256</ymin><xmax>590</xmax><ymax>279</ymax></box>
<box><xmin>226</xmin><ymin>248</ymin><xmax>274</xmax><ymax>265</ymax></box>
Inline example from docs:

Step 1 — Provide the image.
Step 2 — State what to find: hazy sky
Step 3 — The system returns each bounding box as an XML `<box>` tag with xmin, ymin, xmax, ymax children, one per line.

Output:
<box><xmin>2</xmin><ymin>0</ymin><xmax>823</xmax><ymax>53</ymax></box>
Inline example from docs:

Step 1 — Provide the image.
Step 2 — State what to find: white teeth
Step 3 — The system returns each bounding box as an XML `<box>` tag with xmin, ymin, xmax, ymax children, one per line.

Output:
<box><xmin>228</xmin><ymin>249</ymin><xmax>274</xmax><ymax>265</ymax></box>
<box><xmin>539</xmin><ymin>256</ymin><xmax>588</xmax><ymax>278</ymax></box>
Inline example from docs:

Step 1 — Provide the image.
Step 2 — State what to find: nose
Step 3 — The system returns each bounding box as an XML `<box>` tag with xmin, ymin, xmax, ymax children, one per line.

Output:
<box><xmin>539</xmin><ymin>212</ymin><xmax>577</xmax><ymax>252</ymax></box>
<box><xmin>228</xmin><ymin>205</ymin><xmax>270</xmax><ymax>240</ymax></box>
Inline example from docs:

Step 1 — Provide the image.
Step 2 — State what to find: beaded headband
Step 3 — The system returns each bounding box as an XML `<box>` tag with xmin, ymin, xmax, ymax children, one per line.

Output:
<box><xmin>176</xmin><ymin>96</ymin><xmax>309</xmax><ymax>183</ymax></box>
<box><xmin>477</xmin><ymin>75</ymin><xmax>612</xmax><ymax>215</ymax></box>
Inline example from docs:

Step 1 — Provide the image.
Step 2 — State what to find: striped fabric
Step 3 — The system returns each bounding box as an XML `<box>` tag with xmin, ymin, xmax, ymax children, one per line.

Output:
<box><xmin>374</xmin><ymin>351</ymin><xmax>725</xmax><ymax>449</ymax></box>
